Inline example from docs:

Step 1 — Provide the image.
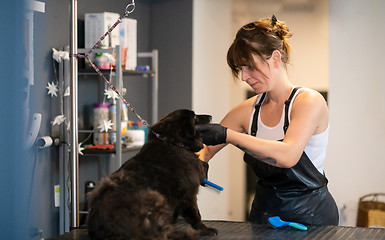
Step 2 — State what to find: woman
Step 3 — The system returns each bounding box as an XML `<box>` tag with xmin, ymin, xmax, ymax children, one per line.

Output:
<box><xmin>196</xmin><ymin>15</ymin><xmax>338</xmax><ymax>226</ymax></box>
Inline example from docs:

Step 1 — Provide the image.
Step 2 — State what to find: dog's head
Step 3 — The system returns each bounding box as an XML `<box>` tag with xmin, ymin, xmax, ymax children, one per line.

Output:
<box><xmin>149</xmin><ymin>109</ymin><xmax>211</xmax><ymax>152</ymax></box>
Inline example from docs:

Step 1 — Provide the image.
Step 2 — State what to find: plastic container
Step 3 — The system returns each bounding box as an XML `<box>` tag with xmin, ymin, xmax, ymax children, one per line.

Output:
<box><xmin>130</xmin><ymin>121</ymin><xmax>148</xmax><ymax>142</ymax></box>
<box><xmin>93</xmin><ymin>103</ymin><xmax>110</xmax><ymax>145</ymax></box>
<box><xmin>95</xmin><ymin>53</ymin><xmax>114</xmax><ymax>69</ymax></box>
<box><xmin>124</xmin><ymin>121</ymin><xmax>148</xmax><ymax>147</ymax></box>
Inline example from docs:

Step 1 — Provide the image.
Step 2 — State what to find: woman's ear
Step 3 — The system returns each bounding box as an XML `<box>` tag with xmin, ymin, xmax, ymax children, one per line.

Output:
<box><xmin>272</xmin><ymin>50</ymin><xmax>282</xmax><ymax>67</ymax></box>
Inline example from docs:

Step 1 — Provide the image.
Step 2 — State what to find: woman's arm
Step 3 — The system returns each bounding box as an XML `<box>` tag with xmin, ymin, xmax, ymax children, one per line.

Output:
<box><xmin>197</xmin><ymin>96</ymin><xmax>257</xmax><ymax>162</ymax></box>
<box><xmin>227</xmin><ymin>89</ymin><xmax>329</xmax><ymax>168</ymax></box>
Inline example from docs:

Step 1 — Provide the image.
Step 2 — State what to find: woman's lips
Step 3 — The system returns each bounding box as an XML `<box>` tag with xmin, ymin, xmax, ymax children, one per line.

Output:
<box><xmin>249</xmin><ymin>81</ymin><xmax>259</xmax><ymax>89</ymax></box>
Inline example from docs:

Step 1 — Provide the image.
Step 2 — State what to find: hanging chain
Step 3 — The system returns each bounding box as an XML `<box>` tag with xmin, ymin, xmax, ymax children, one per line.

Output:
<box><xmin>85</xmin><ymin>55</ymin><xmax>148</xmax><ymax>126</ymax></box>
<box><xmin>73</xmin><ymin>0</ymin><xmax>148</xmax><ymax>126</ymax></box>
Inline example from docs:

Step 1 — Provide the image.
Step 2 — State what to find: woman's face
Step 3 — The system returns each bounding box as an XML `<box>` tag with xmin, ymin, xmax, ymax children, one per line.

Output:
<box><xmin>240</xmin><ymin>54</ymin><xmax>272</xmax><ymax>94</ymax></box>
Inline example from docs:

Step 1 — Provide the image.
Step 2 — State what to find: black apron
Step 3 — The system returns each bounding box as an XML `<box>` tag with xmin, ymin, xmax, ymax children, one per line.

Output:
<box><xmin>244</xmin><ymin>87</ymin><xmax>339</xmax><ymax>226</ymax></box>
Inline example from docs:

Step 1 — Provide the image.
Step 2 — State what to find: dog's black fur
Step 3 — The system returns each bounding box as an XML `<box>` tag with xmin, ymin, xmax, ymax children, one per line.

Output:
<box><xmin>87</xmin><ymin>109</ymin><xmax>218</xmax><ymax>240</ymax></box>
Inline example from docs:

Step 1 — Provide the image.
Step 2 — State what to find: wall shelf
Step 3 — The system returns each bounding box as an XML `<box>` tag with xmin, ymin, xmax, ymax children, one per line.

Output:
<box><xmin>78</xmin><ymin>69</ymin><xmax>155</xmax><ymax>76</ymax></box>
<box><xmin>81</xmin><ymin>146</ymin><xmax>143</xmax><ymax>156</ymax></box>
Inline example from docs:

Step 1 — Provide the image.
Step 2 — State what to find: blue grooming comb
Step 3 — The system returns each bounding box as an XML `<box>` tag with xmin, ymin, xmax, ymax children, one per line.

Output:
<box><xmin>268</xmin><ymin>216</ymin><xmax>307</xmax><ymax>231</ymax></box>
<box><xmin>203</xmin><ymin>179</ymin><xmax>223</xmax><ymax>191</ymax></box>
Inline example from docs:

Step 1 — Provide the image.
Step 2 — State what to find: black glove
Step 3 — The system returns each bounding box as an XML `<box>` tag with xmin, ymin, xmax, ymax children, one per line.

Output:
<box><xmin>196</xmin><ymin>123</ymin><xmax>227</xmax><ymax>146</ymax></box>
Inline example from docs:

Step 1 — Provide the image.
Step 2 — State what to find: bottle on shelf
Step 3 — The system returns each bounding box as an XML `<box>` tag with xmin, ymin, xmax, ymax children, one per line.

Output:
<box><xmin>123</xmin><ymin>120</ymin><xmax>148</xmax><ymax>147</ymax></box>
<box><xmin>93</xmin><ymin>102</ymin><xmax>110</xmax><ymax>145</ymax></box>
<box><xmin>120</xmin><ymin>100</ymin><xmax>129</xmax><ymax>146</ymax></box>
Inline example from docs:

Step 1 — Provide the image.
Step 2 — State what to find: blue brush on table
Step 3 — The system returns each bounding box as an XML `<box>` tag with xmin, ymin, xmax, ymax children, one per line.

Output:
<box><xmin>203</xmin><ymin>178</ymin><xmax>223</xmax><ymax>191</ymax></box>
<box><xmin>268</xmin><ymin>216</ymin><xmax>307</xmax><ymax>231</ymax></box>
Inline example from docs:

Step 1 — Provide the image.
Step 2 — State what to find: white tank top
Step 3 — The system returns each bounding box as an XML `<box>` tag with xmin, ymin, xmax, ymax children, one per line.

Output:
<box><xmin>248</xmin><ymin>89</ymin><xmax>328</xmax><ymax>173</ymax></box>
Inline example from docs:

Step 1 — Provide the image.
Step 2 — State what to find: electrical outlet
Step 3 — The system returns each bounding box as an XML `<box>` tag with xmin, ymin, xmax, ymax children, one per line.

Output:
<box><xmin>54</xmin><ymin>185</ymin><xmax>60</xmax><ymax>207</ymax></box>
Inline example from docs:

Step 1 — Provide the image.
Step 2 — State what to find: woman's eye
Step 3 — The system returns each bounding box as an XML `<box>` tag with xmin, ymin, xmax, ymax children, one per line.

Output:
<box><xmin>241</xmin><ymin>66</ymin><xmax>252</xmax><ymax>71</ymax></box>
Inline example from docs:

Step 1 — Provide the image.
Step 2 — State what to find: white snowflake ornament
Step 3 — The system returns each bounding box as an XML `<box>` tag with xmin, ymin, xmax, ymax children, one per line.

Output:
<box><xmin>78</xmin><ymin>143</ymin><xmax>85</xmax><ymax>155</ymax></box>
<box><xmin>64</xmin><ymin>87</ymin><xmax>70</xmax><ymax>97</ymax></box>
<box><xmin>97</xmin><ymin>120</ymin><xmax>113</xmax><ymax>133</ymax></box>
<box><xmin>104</xmin><ymin>89</ymin><xmax>119</xmax><ymax>104</ymax></box>
<box><xmin>52</xmin><ymin>48</ymin><xmax>69</xmax><ymax>63</ymax></box>
<box><xmin>46</xmin><ymin>82</ymin><xmax>58</xmax><ymax>97</ymax></box>
<box><xmin>52</xmin><ymin>115</ymin><xmax>66</xmax><ymax>126</ymax></box>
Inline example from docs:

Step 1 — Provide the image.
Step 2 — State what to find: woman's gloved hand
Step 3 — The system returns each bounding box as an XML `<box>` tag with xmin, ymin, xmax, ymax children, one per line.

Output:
<box><xmin>196</xmin><ymin>123</ymin><xmax>227</xmax><ymax>146</ymax></box>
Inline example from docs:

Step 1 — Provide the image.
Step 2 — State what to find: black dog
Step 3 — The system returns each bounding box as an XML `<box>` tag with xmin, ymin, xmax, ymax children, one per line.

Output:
<box><xmin>87</xmin><ymin>109</ymin><xmax>218</xmax><ymax>240</ymax></box>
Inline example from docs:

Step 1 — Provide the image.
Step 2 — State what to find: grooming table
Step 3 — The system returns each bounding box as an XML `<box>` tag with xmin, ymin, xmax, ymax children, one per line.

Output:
<box><xmin>48</xmin><ymin>220</ymin><xmax>385</xmax><ymax>240</ymax></box>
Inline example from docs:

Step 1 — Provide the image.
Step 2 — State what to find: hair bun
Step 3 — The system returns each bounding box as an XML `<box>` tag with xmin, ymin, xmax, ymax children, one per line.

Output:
<box><xmin>275</xmin><ymin>22</ymin><xmax>292</xmax><ymax>40</ymax></box>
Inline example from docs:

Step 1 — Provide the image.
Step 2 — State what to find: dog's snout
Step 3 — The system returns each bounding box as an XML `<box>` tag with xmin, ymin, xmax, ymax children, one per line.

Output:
<box><xmin>195</xmin><ymin>114</ymin><xmax>212</xmax><ymax>125</ymax></box>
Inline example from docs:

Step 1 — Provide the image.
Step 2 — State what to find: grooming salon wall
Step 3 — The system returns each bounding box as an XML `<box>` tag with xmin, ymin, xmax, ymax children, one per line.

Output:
<box><xmin>1</xmin><ymin>0</ymin><xmax>385</xmax><ymax>239</ymax></box>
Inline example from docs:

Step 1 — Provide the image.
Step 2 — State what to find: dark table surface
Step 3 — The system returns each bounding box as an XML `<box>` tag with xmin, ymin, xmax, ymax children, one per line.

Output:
<box><xmin>49</xmin><ymin>220</ymin><xmax>385</xmax><ymax>240</ymax></box>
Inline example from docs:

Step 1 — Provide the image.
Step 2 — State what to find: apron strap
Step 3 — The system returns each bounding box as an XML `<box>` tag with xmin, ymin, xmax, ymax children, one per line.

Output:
<box><xmin>250</xmin><ymin>87</ymin><xmax>300</xmax><ymax>136</ymax></box>
<box><xmin>283</xmin><ymin>87</ymin><xmax>300</xmax><ymax>134</ymax></box>
<box><xmin>250</xmin><ymin>93</ymin><xmax>266</xmax><ymax>136</ymax></box>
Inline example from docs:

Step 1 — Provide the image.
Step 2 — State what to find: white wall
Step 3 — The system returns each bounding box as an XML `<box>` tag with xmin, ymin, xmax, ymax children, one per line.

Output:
<box><xmin>326</xmin><ymin>0</ymin><xmax>385</xmax><ymax>226</ymax></box>
<box><xmin>193</xmin><ymin>0</ymin><xmax>246</xmax><ymax>221</ymax></box>
<box><xmin>232</xmin><ymin>0</ymin><xmax>329</xmax><ymax>92</ymax></box>
<box><xmin>193</xmin><ymin>0</ymin><xmax>385</xmax><ymax>226</ymax></box>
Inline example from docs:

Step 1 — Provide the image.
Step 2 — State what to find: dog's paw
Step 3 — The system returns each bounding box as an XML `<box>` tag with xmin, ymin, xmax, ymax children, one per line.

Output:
<box><xmin>199</xmin><ymin>227</ymin><xmax>218</xmax><ymax>236</ymax></box>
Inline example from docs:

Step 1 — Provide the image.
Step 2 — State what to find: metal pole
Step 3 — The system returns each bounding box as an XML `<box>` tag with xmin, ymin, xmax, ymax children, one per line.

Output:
<box><xmin>152</xmin><ymin>49</ymin><xmax>158</xmax><ymax>123</ymax></box>
<box><xmin>69</xmin><ymin>0</ymin><xmax>79</xmax><ymax>229</ymax></box>
<box><xmin>116</xmin><ymin>45</ymin><xmax>122</xmax><ymax>169</ymax></box>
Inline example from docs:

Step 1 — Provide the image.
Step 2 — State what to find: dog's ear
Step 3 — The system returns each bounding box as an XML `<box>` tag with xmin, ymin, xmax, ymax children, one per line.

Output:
<box><xmin>181</xmin><ymin>111</ymin><xmax>199</xmax><ymax>138</ymax></box>
<box><xmin>181</xmin><ymin>112</ymin><xmax>212</xmax><ymax>138</ymax></box>
<box><xmin>148</xmin><ymin>110</ymin><xmax>209</xmax><ymax>152</ymax></box>
<box><xmin>168</xmin><ymin>110</ymin><xmax>199</xmax><ymax>141</ymax></box>
<box><xmin>149</xmin><ymin>109</ymin><xmax>196</xmax><ymax>139</ymax></box>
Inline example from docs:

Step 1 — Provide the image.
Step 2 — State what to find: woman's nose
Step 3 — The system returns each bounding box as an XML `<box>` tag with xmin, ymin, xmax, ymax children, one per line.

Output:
<box><xmin>241</xmin><ymin>70</ymin><xmax>249</xmax><ymax>82</ymax></box>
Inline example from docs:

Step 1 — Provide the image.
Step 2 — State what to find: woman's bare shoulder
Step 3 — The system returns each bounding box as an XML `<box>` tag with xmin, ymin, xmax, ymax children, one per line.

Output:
<box><xmin>292</xmin><ymin>88</ymin><xmax>329</xmax><ymax>133</ymax></box>
<box><xmin>297</xmin><ymin>88</ymin><xmax>326</xmax><ymax>101</ymax></box>
<box><xmin>221</xmin><ymin>94</ymin><xmax>259</xmax><ymax>133</ymax></box>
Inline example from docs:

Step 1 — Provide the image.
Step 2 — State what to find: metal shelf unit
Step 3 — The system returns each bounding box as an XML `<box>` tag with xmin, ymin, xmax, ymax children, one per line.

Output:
<box><xmin>58</xmin><ymin>46</ymin><xmax>158</xmax><ymax>233</ymax></box>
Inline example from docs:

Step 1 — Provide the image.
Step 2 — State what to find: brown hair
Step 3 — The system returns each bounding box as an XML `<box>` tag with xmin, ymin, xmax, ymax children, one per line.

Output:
<box><xmin>227</xmin><ymin>15</ymin><xmax>293</xmax><ymax>78</ymax></box>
